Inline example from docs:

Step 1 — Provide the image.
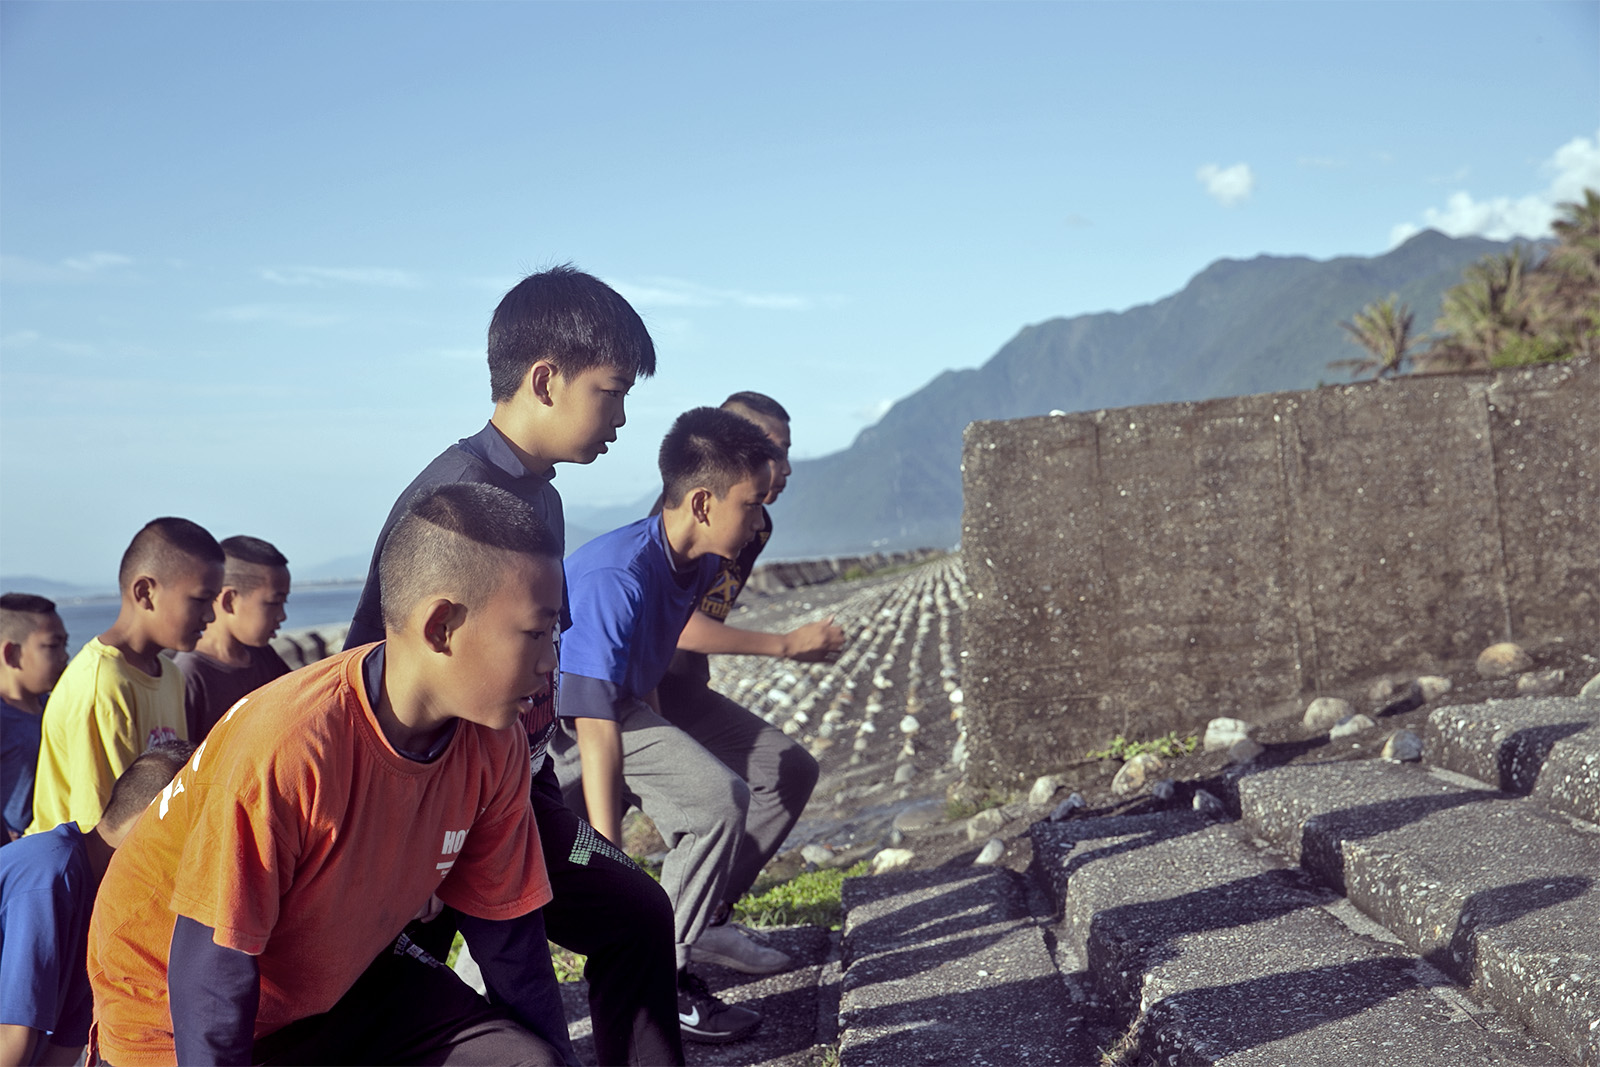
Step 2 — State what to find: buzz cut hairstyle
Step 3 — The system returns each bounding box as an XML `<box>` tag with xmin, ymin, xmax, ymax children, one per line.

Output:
<box><xmin>220</xmin><ymin>535</ymin><xmax>290</xmax><ymax>593</ymax></box>
<box><xmin>659</xmin><ymin>407</ymin><xmax>783</xmax><ymax>509</ymax></box>
<box><xmin>99</xmin><ymin>740</ymin><xmax>196</xmax><ymax>831</ymax></box>
<box><xmin>487</xmin><ymin>264</ymin><xmax>657</xmax><ymax>403</ymax></box>
<box><xmin>378</xmin><ymin>482</ymin><xmax>562</xmax><ymax>633</ymax></box>
<box><xmin>0</xmin><ymin>592</ymin><xmax>59</xmax><ymax>645</ymax></box>
<box><xmin>721</xmin><ymin>391</ymin><xmax>790</xmax><ymax>424</ymax></box>
<box><xmin>117</xmin><ymin>517</ymin><xmax>225</xmax><ymax>592</ymax></box>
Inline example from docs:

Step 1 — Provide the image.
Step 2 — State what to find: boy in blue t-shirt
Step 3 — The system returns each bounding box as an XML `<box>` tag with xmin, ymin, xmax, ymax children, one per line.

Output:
<box><xmin>0</xmin><ymin>742</ymin><xmax>191</xmax><ymax>1066</ymax></box>
<box><xmin>552</xmin><ymin>406</ymin><xmax>780</xmax><ymax>1044</ymax></box>
<box><xmin>0</xmin><ymin>594</ymin><xmax>70</xmax><ymax>844</ymax></box>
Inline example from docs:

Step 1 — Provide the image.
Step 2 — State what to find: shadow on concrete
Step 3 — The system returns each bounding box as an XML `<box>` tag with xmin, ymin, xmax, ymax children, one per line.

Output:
<box><xmin>842</xmin><ymin>866</ymin><xmax>1027</xmax><ymax>969</ymax></box>
<box><xmin>1497</xmin><ymin>721</ymin><xmax>1592</xmax><ymax>794</ymax></box>
<box><xmin>1422</xmin><ymin>875</ymin><xmax>1592</xmax><ymax>985</ymax></box>
<box><xmin>1299</xmin><ymin>787</ymin><xmax>1497</xmax><ymax>891</ymax></box>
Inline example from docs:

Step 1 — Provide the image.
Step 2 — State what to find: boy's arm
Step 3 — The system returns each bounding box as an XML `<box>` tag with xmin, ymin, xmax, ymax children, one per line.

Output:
<box><xmin>74</xmin><ymin>674</ymin><xmax>141</xmax><ymax>826</ymax></box>
<box><xmin>574</xmin><ymin>717</ymin><xmax>625</xmax><ymax>846</ymax></box>
<box><xmin>168</xmin><ymin>915</ymin><xmax>260</xmax><ymax>1066</ymax></box>
<box><xmin>0</xmin><ymin>1024</ymin><xmax>39</xmax><ymax>1067</ymax></box>
<box><xmin>456</xmin><ymin>909</ymin><xmax>577</xmax><ymax>1066</ymax></box>
<box><xmin>676</xmin><ymin>610</ymin><xmax>845</xmax><ymax>662</ymax></box>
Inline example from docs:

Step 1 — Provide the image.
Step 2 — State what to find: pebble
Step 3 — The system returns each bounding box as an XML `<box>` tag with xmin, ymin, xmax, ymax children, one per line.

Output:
<box><xmin>1203</xmin><ymin>717</ymin><xmax>1254</xmax><ymax>753</ymax></box>
<box><xmin>1192</xmin><ymin>789</ymin><xmax>1226</xmax><ymax>816</ymax></box>
<box><xmin>975</xmin><ymin>838</ymin><xmax>1005</xmax><ymax>865</ymax></box>
<box><xmin>871</xmin><ymin>848</ymin><xmax>916</xmax><ymax>874</ymax></box>
<box><xmin>1111</xmin><ymin>752</ymin><xmax>1164</xmax><ymax>796</ymax></box>
<box><xmin>1303</xmin><ymin>697</ymin><xmax>1353</xmax><ymax>732</ymax></box>
<box><xmin>966</xmin><ymin>807</ymin><xmax>1008</xmax><ymax>841</ymax></box>
<box><xmin>1382</xmin><ymin>729</ymin><xmax>1424</xmax><ymax>763</ymax></box>
<box><xmin>892</xmin><ymin>800</ymin><xmax>943</xmax><ymax>833</ymax></box>
<box><xmin>1027</xmin><ymin>775</ymin><xmax>1059</xmax><ymax>805</ymax></box>
<box><xmin>1151</xmin><ymin>778</ymin><xmax>1176</xmax><ymax>801</ymax></box>
<box><xmin>1227</xmin><ymin>738</ymin><xmax>1265</xmax><ymax>765</ymax></box>
<box><xmin>1329</xmin><ymin>713</ymin><xmax>1376</xmax><ymax>739</ymax></box>
<box><xmin>1516</xmin><ymin>668</ymin><xmax>1564</xmax><ymax>696</ymax></box>
<box><xmin>1366</xmin><ymin>677</ymin><xmax>1399</xmax><ymax>703</ymax></box>
<box><xmin>1049</xmin><ymin>794</ymin><xmax>1086</xmax><ymax>821</ymax></box>
<box><xmin>948</xmin><ymin>687</ymin><xmax>965</xmax><ymax>705</ymax></box>
<box><xmin>1581</xmin><ymin>672</ymin><xmax>1600</xmax><ymax>699</ymax></box>
<box><xmin>899</xmin><ymin>715</ymin><xmax>920</xmax><ymax>734</ymax></box>
<box><xmin>800</xmin><ymin>843</ymin><xmax>835</xmax><ymax>867</ymax></box>
<box><xmin>1476</xmin><ymin>641</ymin><xmax>1532</xmax><ymax>678</ymax></box>
<box><xmin>893</xmin><ymin>762</ymin><xmax>917</xmax><ymax>785</ymax></box>
<box><xmin>1417</xmin><ymin>675</ymin><xmax>1453</xmax><ymax>702</ymax></box>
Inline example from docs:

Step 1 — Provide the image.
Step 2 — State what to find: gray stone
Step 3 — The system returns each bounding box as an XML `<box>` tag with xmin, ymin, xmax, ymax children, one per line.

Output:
<box><xmin>1202</xmin><ymin>716</ymin><xmax>1254</xmax><ymax>753</ymax></box>
<box><xmin>1516</xmin><ymin>668</ymin><xmax>1565</xmax><ymax>696</ymax></box>
<box><xmin>974</xmin><ymin>837</ymin><xmax>1005</xmax><ymax>865</ymax></box>
<box><xmin>1329</xmin><ymin>713</ymin><xmax>1377</xmax><ymax>739</ymax></box>
<box><xmin>892</xmin><ymin>762</ymin><xmax>916</xmax><ymax>785</ymax></box>
<box><xmin>965</xmin><ymin>807</ymin><xmax>1007</xmax><ymax>842</ymax></box>
<box><xmin>1367</xmin><ymin>677</ymin><xmax>1400</xmax><ymax>703</ymax></box>
<box><xmin>801</xmin><ymin>843</ymin><xmax>836</xmax><ymax>867</ymax></box>
<box><xmin>1418</xmin><ymin>674</ymin><xmax>1453</xmax><ymax>702</ymax></box>
<box><xmin>869</xmin><ymin>847</ymin><xmax>915</xmax><ymax>874</ymax></box>
<box><xmin>1048</xmin><ymin>793</ymin><xmax>1085</xmax><ymax>821</ymax></box>
<box><xmin>1151</xmin><ymin>778</ymin><xmax>1176</xmax><ymax>801</ymax></box>
<box><xmin>890</xmin><ymin>798</ymin><xmax>943</xmax><ymax>833</ymax></box>
<box><xmin>1581</xmin><ymin>672</ymin><xmax>1600</xmax><ymax>699</ymax></box>
<box><xmin>1381</xmin><ymin>729</ymin><xmax>1423</xmax><ymax>762</ymax></box>
<box><xmin>1304</xmin><ymin>696</ymin><xmax>1354</xmax><ymax>732</ymax></box>
<box><xmin>1227</xmin><ymin>738</ymin><xmax>1265</xmax><ymax>765</ymax></box>
<box><xmin>1026</xmin><ymin>774</ymin><xmax>1058</xmax><ymax>805</ymax></box>
<box><xmin>1477</xmin><ymin>641</ymin><xmax>1533</xmax><ymax>678</ymax></box>
<box><xmin>1192</xmin><ymin>788</ymin><xmax>1225</xmax><ymax>816</ymax></box>
<box><xmin>1111</xmin><ymin>751</ymin><xmax>1163</xmax><ymax>795</ymax></box>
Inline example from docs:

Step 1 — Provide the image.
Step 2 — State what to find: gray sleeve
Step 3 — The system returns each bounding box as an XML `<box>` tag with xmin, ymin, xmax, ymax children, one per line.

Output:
<box><xmin>557</xmin><ymin>672</ymin><xmax>625</xmax><ymax>722</ymax></box>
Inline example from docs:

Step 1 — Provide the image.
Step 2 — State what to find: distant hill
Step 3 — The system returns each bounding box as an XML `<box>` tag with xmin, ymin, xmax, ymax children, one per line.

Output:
<box><xmin>757</xmin><ymin>230</ymin><xmax>1513</xmax><ymax>559</ymax></box>
<box><xmin>0</xmin><ymin>575</ymin><xmax>113</xmax><ymax>600</ymax></box>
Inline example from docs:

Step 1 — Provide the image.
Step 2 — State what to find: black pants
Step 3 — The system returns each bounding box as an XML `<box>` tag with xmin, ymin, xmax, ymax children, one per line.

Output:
<box><xmin>250</xmin><ymin>935</ymin><xmax>561</xmax><ymax>1066</ymax></box>
<box><xmin>410</xmin><ymin>759</ymin><xmax>683</xmax><ymax>1067</ymax></box>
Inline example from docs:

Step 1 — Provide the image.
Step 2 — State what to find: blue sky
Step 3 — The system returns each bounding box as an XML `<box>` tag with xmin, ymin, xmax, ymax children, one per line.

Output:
<box><xmin>2</xmin><ymin>1</ymin><xmax>1596</xmax><ymax>586</ymax></box>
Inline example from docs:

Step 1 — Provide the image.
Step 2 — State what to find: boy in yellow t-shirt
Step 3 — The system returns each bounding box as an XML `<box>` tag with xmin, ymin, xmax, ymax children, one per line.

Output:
<box><xmin>28</xmin><ymin>518</ymin><xmax>223</xmax><ymax>835</ymax></box>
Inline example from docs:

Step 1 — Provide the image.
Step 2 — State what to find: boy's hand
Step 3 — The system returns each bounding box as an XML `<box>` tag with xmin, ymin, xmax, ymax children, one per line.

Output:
<box><xmin>781</xmin><ymin>617</ymin><xmax>845</xmax><ymax>662</ymax></box>
<box><xmin>411</xmin><ymin>894</ymin><xmax>444</xmax><ymax>924</ymax></box>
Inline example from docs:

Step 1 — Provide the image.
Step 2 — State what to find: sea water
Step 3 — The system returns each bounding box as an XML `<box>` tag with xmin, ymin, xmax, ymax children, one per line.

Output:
<box><xmin>54</xmin><ymin>583</ymin><xmax>365</xmax><ymax>656</ymax></box>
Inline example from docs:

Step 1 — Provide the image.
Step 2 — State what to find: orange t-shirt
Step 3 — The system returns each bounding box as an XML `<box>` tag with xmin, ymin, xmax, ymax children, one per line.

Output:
<box><xmin>87</xmin><ymin>645</ymin><xmax>549</xmax><ymax>1066</ymax></box>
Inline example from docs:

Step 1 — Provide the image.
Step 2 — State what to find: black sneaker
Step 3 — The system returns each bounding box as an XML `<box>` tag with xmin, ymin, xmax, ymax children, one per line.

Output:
<box><xmin>677</xmin><ymin>970</ymin><xmax>760</xmax><ymax>1044</ymax></box>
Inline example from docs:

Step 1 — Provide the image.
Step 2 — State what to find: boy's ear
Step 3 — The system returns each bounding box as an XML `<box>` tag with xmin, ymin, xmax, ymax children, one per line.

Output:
<box><xmin>421</xmin><ymin>599</ymin><xmax>465</xmax><ymax>652</ymax></box>
<box><xmin>131</xmin><ymin>575</ymin><xmax>156</xmax><ymax>609</ymax></box>
<box><xmin>527</xmin><ymin>360</ymin><xmax>559</xmax><ymax>407</ymax></box>
<box><xmin>0</xmin><ymin>639</ymin><xmax>21</xmax><ymax>670</ymax></box>
<box><xmin>217</xmin><ymin>587</ymin><xmax>240</xmax><ymax>616</ymax></box>
<box><xmin>689</xmin><ymin>487</ymin><xmax>714</xmax><ymax>526</ymax></box>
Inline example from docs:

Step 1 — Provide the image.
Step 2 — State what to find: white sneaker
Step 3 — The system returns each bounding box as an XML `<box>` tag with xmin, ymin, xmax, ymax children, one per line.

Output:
<box><xmin>689</xmin><ymin>923</ymin><xmax>793</xmax><ymax>974</ymax></box>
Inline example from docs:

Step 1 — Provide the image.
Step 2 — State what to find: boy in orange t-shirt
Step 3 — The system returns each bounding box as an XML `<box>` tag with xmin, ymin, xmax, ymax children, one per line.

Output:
<box><xmin>88</xmin><ymin>483</ymin><xmax>569</xmax><ymax>1066</ymax></box>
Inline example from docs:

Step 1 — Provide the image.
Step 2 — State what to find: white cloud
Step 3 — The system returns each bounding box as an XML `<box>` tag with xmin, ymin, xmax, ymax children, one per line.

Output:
<box><xmin>610</xmin><ymin>277</ymin><xmax>813</xmax><ymax>311</ymax></box>
<box><xmin>1196</xmin><ymin>162</ymin><xmax>1256</xmax><ymax>206</ymax></box>
<box><xmin>0</xmin><ymin>251</ymin><xmax>134</xmax><ymax>282</ymax></box>
<box><xmin>261</xmin><ymin>266</ymin><xmax>421</xmax><ymax>287</ymax></box>
<box><xmin>206</xmin><ymin>305</ymin><xmax>345</xmax><ymax>328</ymax></box>
<box><xmin>856</xmin><ymin>398</ymin><xmax>893</xmax><ymax>424</ymax></box>
<box><xmin>1389</xmin><ymin>129</ymin><xmax>1600</xmax><ymax>246</ymax></box>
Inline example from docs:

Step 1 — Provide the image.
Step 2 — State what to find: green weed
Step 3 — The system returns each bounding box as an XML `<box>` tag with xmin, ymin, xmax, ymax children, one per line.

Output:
<box><xmin>733</xmin><ymin>860</ymin><xmax>872</xmax><ymax>929</ymax></box>
<box><xmin>1086</xmin><ymin>731</ymin><xmax>1197</xmax><ymax>762</ymax></box>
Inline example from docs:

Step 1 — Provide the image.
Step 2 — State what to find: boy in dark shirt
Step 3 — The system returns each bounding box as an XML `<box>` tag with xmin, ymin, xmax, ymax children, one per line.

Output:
<box><xmin>173</xmin><ymin>535</ymin><xmax>291</xmax><ymax>742</ymax></box>
<box><xmin>552</xmin><ymin>407</ymin><xmax>782</xmax><ymax>1043</ymax></box>
<box><xmin>0</xmin><ymin>594</ymin><xmax>69</xmax><ymax>844</ymax></box>
<box><xmin>345</xmin><ymin>265</ymin><xmax>685</xmax><ymax>1063</ymax></box>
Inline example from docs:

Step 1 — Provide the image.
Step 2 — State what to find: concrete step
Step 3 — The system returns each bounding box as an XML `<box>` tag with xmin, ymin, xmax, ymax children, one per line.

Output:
<box><xmin>1238</xmin><ymin>759</ymin><xmax>1600</xmax><ymax>1066</ymax></box>
<box><xmin>837</xmin><ymin>865</ymin><xmax>1089</xmax><ymax>1066</ymax></box>
<box><xmin>1029</xmin><ymin>811</ymin><xmax>1565</xmax><ymax>1066</ymax></box>
<box><xmin>1427</xmin><ymin>696</ymin><xmax>1600</xmax><ymax>824</ymax></box>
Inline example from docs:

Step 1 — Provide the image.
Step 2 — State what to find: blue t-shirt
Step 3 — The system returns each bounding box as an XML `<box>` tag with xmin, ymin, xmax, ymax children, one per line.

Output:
<box><xmin>0</xmin><ymin>822</ymin><xmax>94</xmax><ymax>1053</ymax></box>
<box><xmin>559</xmin><ymin>516</ymin><xmax>721</xmax><ymax>720</ymax></box>
<box><xmin>1</xmin><ymin>698</ymin><xmax>43</xmax><ymax>839</ymax></box>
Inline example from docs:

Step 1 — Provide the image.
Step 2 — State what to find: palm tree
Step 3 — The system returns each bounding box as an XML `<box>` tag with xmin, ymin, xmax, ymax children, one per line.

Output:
<box><xmin>1535</xmin><ymin>187</ymin><xmax>1600</xmax><ymax>359</ymax></box>
<box><xmin>1433</xmin><ymin>247</ymin><xmax>1537</xmax><ymax>365</ymax></box>
<box><xmin>1329</xmin><ymin>294</ymin><xmax>1415</xmax><ymax>379</ymax></box>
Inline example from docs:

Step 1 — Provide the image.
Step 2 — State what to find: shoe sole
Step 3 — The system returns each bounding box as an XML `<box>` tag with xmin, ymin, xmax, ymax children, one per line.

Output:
<box><xmin>680</xmin><ymin>1019</ymin><xmax>761</xmax><ymax>1044</ymax></box>
<box><xmin>687</xmin><ymin>946</ymin><xmax>792</xmax><ymax>975</ymax></box>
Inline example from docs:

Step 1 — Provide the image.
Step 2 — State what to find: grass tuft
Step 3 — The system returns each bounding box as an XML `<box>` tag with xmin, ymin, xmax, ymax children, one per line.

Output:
<box><xmin>733</xmin><ymin>860</ymin><xmax>872</xmax><ymax>930</ymax></box>
<box><xmin>1086</xmin><ymin>731</ymin><xmax>1196</xmax><ymax>762</ymax></box>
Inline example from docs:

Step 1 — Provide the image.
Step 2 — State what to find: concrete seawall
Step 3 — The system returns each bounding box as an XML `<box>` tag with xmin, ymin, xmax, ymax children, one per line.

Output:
<box><xmin>960</xmin><ymin>358</ymin><xmax>1597</xmax><ymax>788</ymax></box>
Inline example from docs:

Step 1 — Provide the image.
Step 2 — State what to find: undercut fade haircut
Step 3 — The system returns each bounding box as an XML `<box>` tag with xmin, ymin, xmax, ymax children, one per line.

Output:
<box><xmin>378</xmin><ymin>482</ymin><xmax>561</xmax><ymax>633</ymax></box>
<box><xmin>117</xmin><ymin>518</ymin><xmax>225</xmax><ymax>592</ymax></box>
<box><xmin>220</xmin><ymin>535</ymin><xmax>289</xmax><ymax>593</ymax></box>
<box><xmin>99</xmin><ymin>740</ymin><xmax>195</xmax><ymax>831</ymax></box>
<box><xmin>487</xmin><ymin>264</ymin><xmax>657</xmax><ymax>402</ymax></box>
<box><xmin>721</xmin><ymin>391</ymin><xmax>790</xmax><ymax>424</ymax></box>
<box><xmin>0</xmin><ymin>592</ymin><xmax>59</xmax><ymax>644</ymax></box>
<box><xmin>659</xmin><ymin>407</ymin><xmax>782</xmax><ymax>509</ymax></box>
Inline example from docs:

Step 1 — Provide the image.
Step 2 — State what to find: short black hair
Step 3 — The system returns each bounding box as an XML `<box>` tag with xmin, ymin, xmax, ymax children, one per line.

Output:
<box><xmin>0</xmin><ymin>592</ymin><xmax>59</xmax><ymax>644</ymax></box>
<box><xmin>487</xmin><ymin>264</ymin><xmax>657</xmax><ymax>403</ymax></box>
<box><xmin>220</xmin><ymin>535</ymin><xmax>289</xmax><ymax>593</ymax></box>
<box><xmin>721</xmin><ymin>391</ymin><xmax>790</xmax><ymax>423</ymax></box>
<box><xmin>100</xmin><ymin>740</ymin><xmax>195</xmax><ymax>831</ymax></box>
<box><xmin>659</xmin><ymin>407</ymin><xmax>782</xmax><ymax>509</ymax></box>
<box><xmin>117</xmin><ymin>518</ymin><xmax>225</xmax><ymax>591</ymax></box>
<box><xmin>379</xmin><ymin>482</ymin><xmax>562</xmax><ymax>632</ymax></box>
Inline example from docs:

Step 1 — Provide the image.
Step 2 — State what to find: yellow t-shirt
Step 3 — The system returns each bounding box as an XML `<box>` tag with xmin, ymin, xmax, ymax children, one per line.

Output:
<box><xmin>28</xmin><ymin>637</ymin><xmax>185</xmax><ymax>833</ymax></box>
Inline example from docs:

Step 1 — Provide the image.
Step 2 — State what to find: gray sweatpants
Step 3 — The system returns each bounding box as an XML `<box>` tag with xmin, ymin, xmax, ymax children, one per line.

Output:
<box><xmin>549</xmin><ymin>691</ymin><xmax>818</xmax><ymax>971</ymax></box>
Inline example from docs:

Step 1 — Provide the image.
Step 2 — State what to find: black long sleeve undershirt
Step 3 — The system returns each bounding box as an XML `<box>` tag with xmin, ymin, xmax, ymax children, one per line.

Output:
<box><xmin>168</xmin><ymin>915</ymin><xmax>260</xmax><ymax>1066</ymax></box>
